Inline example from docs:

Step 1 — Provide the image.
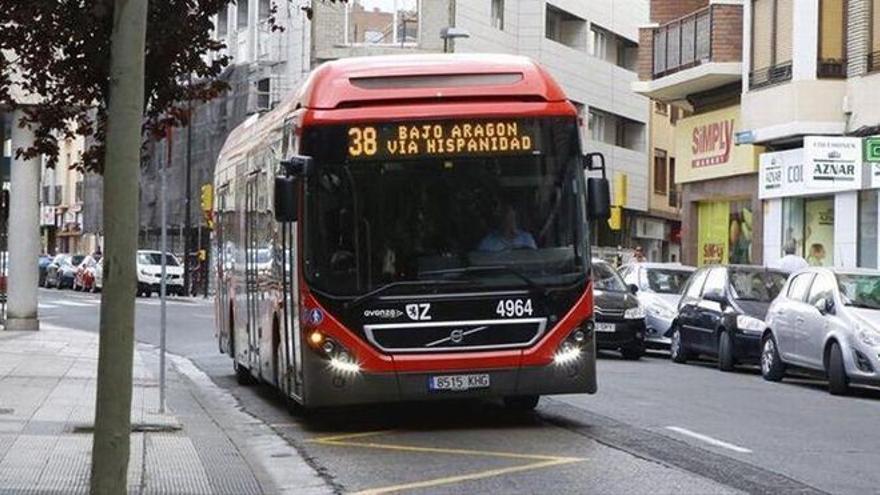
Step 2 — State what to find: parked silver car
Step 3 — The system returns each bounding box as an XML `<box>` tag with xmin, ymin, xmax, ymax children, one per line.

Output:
<box><xmin>763</xmin><ymin>267</ymin><xmax>880</xmax><ymax>395</ymax></box>
<box><xmin>619</xmin><ymin>262</ymin><xmax>695</xmax><ymax>348</ymax></box>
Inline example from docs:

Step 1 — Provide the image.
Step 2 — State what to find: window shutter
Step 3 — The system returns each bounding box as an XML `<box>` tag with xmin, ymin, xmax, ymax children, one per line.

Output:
<box><xmin>752</xmin><ymin>0</ymin><xmax>774</xmax><ymax>69</ymax></box>
<box><xmin>775</xmin><ymin>0</ymin><xmax>794</xmax><ymax>63</ymax></box>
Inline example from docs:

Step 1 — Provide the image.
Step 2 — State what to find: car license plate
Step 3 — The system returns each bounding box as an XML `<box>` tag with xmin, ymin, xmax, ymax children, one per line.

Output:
<box><xmin>429</xmin><ymin>374</ymin><xmax>490</xmax><ymax>392</ymax></box>
<box><xmin>596</xmin><ymin>322</ymin><xmax>616</xmax><ymax>333</ymax></box>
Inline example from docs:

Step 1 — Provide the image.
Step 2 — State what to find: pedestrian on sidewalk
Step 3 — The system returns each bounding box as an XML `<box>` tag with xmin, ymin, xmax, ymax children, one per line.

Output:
<box><xmin>772</xmin><ymin>239</ymin><xmax>808</xmax><ymax>273</ymax></box>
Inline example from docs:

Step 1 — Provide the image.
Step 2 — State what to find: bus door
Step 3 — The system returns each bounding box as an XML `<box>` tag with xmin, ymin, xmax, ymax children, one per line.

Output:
<box><xmin>215</xmin><ymin>184</ymin><xmax>230</xmax><ymax>352</ymax></box>
<box><xmin>280</xmin><ymin>217</ymin><xmax>302</xmax><ymax>399</ymax></box>
<box><xmin>245</xmin><ymin>174</ymin><xmax>260</xmax><ymax>370</ymax></box>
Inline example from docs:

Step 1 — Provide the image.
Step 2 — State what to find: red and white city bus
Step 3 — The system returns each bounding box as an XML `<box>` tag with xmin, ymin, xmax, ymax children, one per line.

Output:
<box><xmin>213</xmin><ymin>54</ymin><xmax>610</xmax><ymax>410</ymax></box>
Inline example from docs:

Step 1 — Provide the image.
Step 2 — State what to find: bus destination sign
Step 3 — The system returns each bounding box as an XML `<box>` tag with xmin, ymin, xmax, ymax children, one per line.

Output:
<box><xmin>346</xmin><ymin>120</ymin><xmax>539</xmax><ymax>160</ymax></box>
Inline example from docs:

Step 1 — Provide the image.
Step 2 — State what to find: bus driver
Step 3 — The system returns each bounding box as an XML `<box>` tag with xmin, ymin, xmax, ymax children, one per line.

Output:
<box><xmin>478</xmin><ymin>203</ymin><xmax>537</xmax><ymax>252</ymax></box>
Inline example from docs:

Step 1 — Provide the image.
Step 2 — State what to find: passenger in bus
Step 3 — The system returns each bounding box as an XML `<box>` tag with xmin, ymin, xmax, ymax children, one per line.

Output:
<box><xmin>477</xmin><ymin>203</ymin><xmax>536</xmax><ymax>252</ymax></box>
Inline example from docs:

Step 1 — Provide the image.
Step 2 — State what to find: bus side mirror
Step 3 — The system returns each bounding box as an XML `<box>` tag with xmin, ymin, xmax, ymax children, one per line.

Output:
<box><xmin>274</xmin><ymin>176</ymin><xmax>299</xmax><ymax>222</ymax></box>
<box><xmin>587</xmin><ymin>177</ymin><xmax>611</xmax><ymax>221</ymax></box>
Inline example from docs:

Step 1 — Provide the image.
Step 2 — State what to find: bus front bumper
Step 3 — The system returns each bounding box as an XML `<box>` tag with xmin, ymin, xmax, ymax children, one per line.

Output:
<box><xmin>300</xmin><ymin>349</ymin><xmax>596</xmax><ymax>408</ymax></box>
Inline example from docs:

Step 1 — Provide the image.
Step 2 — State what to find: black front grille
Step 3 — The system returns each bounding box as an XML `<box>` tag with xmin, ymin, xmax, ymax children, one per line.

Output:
<box><xmin>364</xmin><ymin>318</ymin><xmax>547</xmax><ymax>353</ymax></box>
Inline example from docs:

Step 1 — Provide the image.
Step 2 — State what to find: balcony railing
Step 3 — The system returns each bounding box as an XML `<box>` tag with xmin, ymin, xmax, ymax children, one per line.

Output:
<box><xmin>749</xmin><ymin>61</ymin><xmax>793</xmax><ymax>90</ymax></box>
<box><xmin>817</xmin><ymin>58</ymin><xmax>847</xmax><ymax>79</ymax></box>
<box><xmin>652</xmin><ymin>7</ymin><xmax>713</xmax><ymax>78</ymax></box>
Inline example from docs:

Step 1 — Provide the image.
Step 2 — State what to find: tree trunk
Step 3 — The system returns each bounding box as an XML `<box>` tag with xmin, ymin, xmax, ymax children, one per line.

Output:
<box><xmin>90</xmin><ymin>0</ymin><xmax>148</xmax><ymax>493</ymax></box>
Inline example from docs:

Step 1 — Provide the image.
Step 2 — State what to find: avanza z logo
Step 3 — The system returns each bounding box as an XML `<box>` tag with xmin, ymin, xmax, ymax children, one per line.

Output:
<box><xmin>406</xmin><ymin>303</ymin><xmax>431</xmax><ymax>321</ymax></box>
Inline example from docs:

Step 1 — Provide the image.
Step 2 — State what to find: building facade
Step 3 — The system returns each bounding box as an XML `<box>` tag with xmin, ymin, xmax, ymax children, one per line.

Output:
<box><xmin>743</xmin><ymin>0</ymin><xmax>880</xmax><ymax>270</ymax></box>
<box><xmin>633</xmin><ymin>0</ymin><xmax>765</xmax><ymax>267</ymax></box>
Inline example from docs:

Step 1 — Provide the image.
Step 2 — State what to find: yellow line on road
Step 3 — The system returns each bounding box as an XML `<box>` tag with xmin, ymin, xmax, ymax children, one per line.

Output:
<box><xmin>353</xmin><ymin>458</ymin><xmax>584</xmax><ymax>495</ymax></box>
<box><xmin>317</xmin><ymin>437</ymin><xmax>582</xmax><ymax>462</ymax></box>
<box><xmin>307</xmin><ymin>430</ymin><xmax>587</xmax><ymax>494</ymax></box>
<box><xmin>306</xmin><ymin>430</ymin><xmax>392</xmax><ymax>443</ymax></box>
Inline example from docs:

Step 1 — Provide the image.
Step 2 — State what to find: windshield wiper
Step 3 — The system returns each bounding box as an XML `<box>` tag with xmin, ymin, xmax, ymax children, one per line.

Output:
<box><xmin>345</xmin><ymin>280</ymin><xmax>465</xmax><ymax>309</ymax></box>
<box><xmin>420</xmin><ymin>265</ymin><xmax>548</xmax><ymax>296</ymax></box>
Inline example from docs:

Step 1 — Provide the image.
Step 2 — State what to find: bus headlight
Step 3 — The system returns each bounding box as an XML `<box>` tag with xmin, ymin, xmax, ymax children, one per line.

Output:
<box><xmin>307</xmin><ymin>331</ymin><xmax>361</xmax><ymax>374</ymax></box>
<box><xmin>554</xmin><ymin>322</ymin><xmax>593</xmax><ymax>365</ymax></box>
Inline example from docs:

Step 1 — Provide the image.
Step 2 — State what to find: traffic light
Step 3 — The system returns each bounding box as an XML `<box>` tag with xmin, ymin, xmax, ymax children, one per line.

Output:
<box><xmin>200</xmin><ymin>184</ymin><xmax>214</xmax><ymax>229</ymax></box>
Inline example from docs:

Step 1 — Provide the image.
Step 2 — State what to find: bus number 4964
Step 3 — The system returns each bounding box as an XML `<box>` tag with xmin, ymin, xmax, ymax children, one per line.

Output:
<box><xmin>496</xmin><ymin>299</ymin><xmax>533</xmax><ymax>318</ymax></box>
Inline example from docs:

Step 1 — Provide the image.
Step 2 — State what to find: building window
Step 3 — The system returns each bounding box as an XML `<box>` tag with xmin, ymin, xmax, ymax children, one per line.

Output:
<box><xmin>869</xmin><ymin>0</ymin><xmax>880</xmax><ymax>71</ymax></box>
<box><xmin>590</xmin><ymin>25</ymin><xmax>608</xmax><ymax>58</ymax></box>
<box><xmin>653</xmin><ymin>149</ymin><xmax>668</xmax><ymax>195</ymax></box>
<box><xmin>654</xmin><ymin>101</ymin><xmax>668</xmax><ymax>116</ymax></box>
<box><xmin>859</xmin><ymin>190</ymin><xmax>878</xmax><ymax>268</ymax></box>
<box><xmin>782</xmin><ymin>196</ymin><xmax>835</xmax><ymax>266</ymax></box>
<box><xmin>588</xmin><ymin>108</ymin><xmax>606</xmax><ymax>142</ymax></box>
<box><xmin>817</xmin><ymin>0</ymin><xmax>846</xmax><ymax>78</ymax></box>
<box><xmin>697</xmin><ymin>200</ymin><xmax>754</xmax><ymax>265</ymax></box>
<box><xmin>237</xmin><ymin>0</ymin><xmax>248</xmax><ymax>29</ymax></box>
<box><xmin>545</xmin><ymin>5</ymin><xmax>586</xmax><ymax>51</ymax></box>
<box><xmin>75</xmin><ymin>181</ymin><xmax>83</xmax><ymax>204</ymax></box>
<box><xmin>589</xmin><ymin>107</ymin><xmax>645</xmax><ymax>152</ymax></box>
<box><xmin>258</xmin><ymin>0</ymin><xmax>270</xmax><ymax>22</ymax></box>
<box><xmin>491</xmin><ymin>0</ymin><xmax>504</xmax><ymax>30</ymax></box>
<box><xmin>750</xmin><ymin>0</ymin><xmax>794</xmax><ymax>89</ymax></box>
<box><xmin>346</xmin><ymin>0</ymin><xmax>419</xmax><ymax>46</ymax></box>
<box><xmin>256</xmin><ymin>78</ymin><xmax>270</xmax><ymax>111</ymax></box>
<box><xmin>668</xmin><ymin>158</ymin><xmax>678</xmax><ymax>208</ymax></box>
<box><xmin>217</xmin><ymin>4</ymin><xmax>228</xmax><ymax>38</ymax></box>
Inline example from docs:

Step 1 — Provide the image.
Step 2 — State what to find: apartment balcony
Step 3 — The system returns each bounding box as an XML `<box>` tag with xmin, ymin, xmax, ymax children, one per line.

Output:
<box><xmin>632</xmin><ymin>4</ymin><xmax>742</xmax><ymax>102</ymax></box>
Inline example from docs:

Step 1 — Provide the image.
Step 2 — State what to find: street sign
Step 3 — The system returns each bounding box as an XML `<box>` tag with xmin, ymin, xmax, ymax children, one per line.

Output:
<box><xmin>865</xmin><ymin>137</ymin><xmax>880</xmax><ymax>162</ymax></box>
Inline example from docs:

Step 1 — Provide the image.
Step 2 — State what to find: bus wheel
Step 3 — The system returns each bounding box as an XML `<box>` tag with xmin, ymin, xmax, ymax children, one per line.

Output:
<box><xmin>503</xmin><ymin>395</ymin><xmax>540</xmax><ymax>412</ymax></box>
<box><xmin>234</xmin><ymin>361</ymin><xmax>255</xmax><ymax>386</ymax></box>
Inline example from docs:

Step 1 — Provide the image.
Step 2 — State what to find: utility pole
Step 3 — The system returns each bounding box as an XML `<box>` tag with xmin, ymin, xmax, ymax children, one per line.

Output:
<box><xmin>183</xmin><ymin>78</ymin><xmax>193</xmax><ymax>296</ymax></box>
<box><xmin>159</xmin><ymin>128</ymin><xmax>170</xmax><ymax>414</ymax></box>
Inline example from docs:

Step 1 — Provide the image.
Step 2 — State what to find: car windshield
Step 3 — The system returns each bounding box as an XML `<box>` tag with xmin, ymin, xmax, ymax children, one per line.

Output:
<box><xmin>646</xmin><ymin>269</ymin><xmax>692</xmax><ymax>294</ymax></box>
<box><xmin>138</xmin><ymin>253</ymin><xmax>179</xmax><ymax>266</ymax></box>
<box><xmin>836</xmin><ymin>273</ymin><xmax>880</xmax><ymax>310</ymax></box>
<box><xmin>304</xmin><ymin>117</ymin><xmax>586</xmax><ymax>297</ymax></box>
<box><xmin>729</xmin><ymin>269</ymin><xmax>787</xmax><ymax>302</ymax></box>
<box><xmin>71</xmin><ymin>255</ymin><xmax>85</xmax><ymax>266</ymax></box>
<box><xmin>593</xmin><ymin>262</ymin><xmax>627</xmax><ymax>292</ymax></box>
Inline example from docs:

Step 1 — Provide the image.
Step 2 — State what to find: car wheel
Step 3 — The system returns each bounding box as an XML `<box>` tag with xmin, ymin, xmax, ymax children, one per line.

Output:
<box><xmin>827</xmin><ymin>342</ymin><xmax>850</xmax><ymax>396</ymax></box>
<box><xmin>718</xmin><ymin>330</ymin><xmax>736</xmax><ymax>372</ymax></box>
<box><xmin>670</xmin><ymin>326</ymin><xmax>690</xmax><ymax>363</ymax></box>
<box><xmin>761</xmin><ymin>334</ymin><xmax>785</xmax><ymax>382</ymax></box>
<box><xmin>503</xmin><ymin>395</ymin><xmax>540</xmax><ymax>411</ymax></box>
<box><xmin>234</xmin><ymin>361</ymin><xmax>256</xmax><ymax>386</ymax></box>
<box><xmin>620</xmin><ymin>342</ymin><xmax>644</xmax><ymax>360</ymax></box>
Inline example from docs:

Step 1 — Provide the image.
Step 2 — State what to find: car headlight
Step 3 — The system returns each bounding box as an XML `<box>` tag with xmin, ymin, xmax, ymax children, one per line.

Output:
<box><xmin>856</xmin><ymin>322</ymin><xmax>880</xmax><ymax>347</ymax></box>
<box><xmin>736</xmin><ymin>315</ymin><xmax>765</xmax><ymax>334</ymax></box>
<box><xmin>624</xmin><ymin>305</ymin><xmax>646</xmax><ymax>319</ymax></box>
<box><xmin>646</xmin><ymin>302</ymin><xmax>675</xmax><ymax>319</ymax></box>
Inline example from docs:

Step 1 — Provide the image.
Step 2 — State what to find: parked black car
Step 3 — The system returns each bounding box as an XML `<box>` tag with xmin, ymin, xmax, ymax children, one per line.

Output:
<box><xmin>668</xmin><ymin>264</ymin><xmax>788</xmax><ymax>371</ymax></box>
<box><xmin>593</xmin><ymin>259</ymin><xmax>646</xmax><ymax>360</ymax></box>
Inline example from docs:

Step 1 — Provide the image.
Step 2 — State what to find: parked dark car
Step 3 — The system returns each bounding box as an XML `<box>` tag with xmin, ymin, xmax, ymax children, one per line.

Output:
<box><xmin>38</xmin><ymin>254</ymin><xmax>53</xmax><ymax>287</ymax></box>
<box><xmin>669</xmin><ymin>265</ymin><xmax>787</xmax><ymax>371</ymax></box>
<box><xmin>593</xmin><ymin>259</ymin><xmax>646</xmax><ymax>360</ymax></box>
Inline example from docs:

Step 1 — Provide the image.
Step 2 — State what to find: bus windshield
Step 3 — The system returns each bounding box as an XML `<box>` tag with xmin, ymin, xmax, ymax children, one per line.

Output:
<box><xmin>304</xmin><ymin>117</ymin><xmax>586</xmax><ymax>297</ymax></box>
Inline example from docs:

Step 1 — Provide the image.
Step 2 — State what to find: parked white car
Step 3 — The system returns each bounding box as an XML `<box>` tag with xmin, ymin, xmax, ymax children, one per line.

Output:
<box><xmin>619</xmin><ymin>262</ymin><xmax>696</xmax><ymax>348</ymax></box>
<box><xmin>137</xmin><ymin>250</ymin><xmax>184</xmax><ymax>297</ymax></box>
<box><xmin>763</xmin><ymin>267</ymin><xmax>880</xmax><ymax>395</ymax></box>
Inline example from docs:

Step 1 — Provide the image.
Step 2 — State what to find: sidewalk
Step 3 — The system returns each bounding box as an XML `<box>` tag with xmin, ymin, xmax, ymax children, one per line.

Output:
<box><xmin>0</xmin><ymin>325</ymin><xmax>331</xmax><ymax>494</ymax></box>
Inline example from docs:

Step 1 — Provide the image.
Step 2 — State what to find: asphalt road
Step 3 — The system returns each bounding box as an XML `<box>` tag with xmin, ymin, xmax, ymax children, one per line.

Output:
<box><xmin>38</xmin><ymin>288</ymin><xmax>880</xmax><ymax>494</ymax></box>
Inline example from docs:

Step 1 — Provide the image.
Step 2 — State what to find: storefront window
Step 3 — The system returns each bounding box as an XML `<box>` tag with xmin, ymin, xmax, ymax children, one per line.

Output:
<box><xmin>783</xmin><ymin>196</ymin><xmax>834</xmax><ymax>266</ymax></box>
<box><xmin>859</xmin><ymin>190</ymin><xmax>878</xmax><ymax>269</ymax></box>
<box><xmin>697</xmin><ymin>200</ymin><xmax>753</xmax><ymax>265</ymax></box>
